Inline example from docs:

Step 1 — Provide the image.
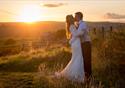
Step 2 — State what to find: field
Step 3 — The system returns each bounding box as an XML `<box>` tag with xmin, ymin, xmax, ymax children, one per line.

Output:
<box><xmin>0</xmin><ymin>22</ymin><xmax>125</xmax><ymax>88</ymax></box>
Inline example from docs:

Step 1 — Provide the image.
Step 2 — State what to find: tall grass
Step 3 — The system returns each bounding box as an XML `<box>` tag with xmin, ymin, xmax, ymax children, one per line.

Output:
<box><xmin>0</xmin><ymin>29</ymin><xmax>125</xmax><ymax>88</ymax></box>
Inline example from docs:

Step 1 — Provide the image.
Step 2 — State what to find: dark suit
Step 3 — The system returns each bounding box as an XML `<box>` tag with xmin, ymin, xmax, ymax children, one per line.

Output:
<box><xmin>81</xmin><ymin>41</ymin><xmax>92</xmax><ymax>79</ymax></box>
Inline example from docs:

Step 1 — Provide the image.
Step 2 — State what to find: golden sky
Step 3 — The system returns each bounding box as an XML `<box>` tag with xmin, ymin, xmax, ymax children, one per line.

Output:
<box><xmin>0</xmin><ymin>0</ymin><xmax>125</xmax><ymax>22</ymax></box>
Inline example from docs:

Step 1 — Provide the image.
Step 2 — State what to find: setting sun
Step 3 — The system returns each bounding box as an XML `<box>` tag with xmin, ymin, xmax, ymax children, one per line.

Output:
<box><xmin>18</xmin><ymin>5</ymin><xmax>42</xmax><ymax>22</ymax></box>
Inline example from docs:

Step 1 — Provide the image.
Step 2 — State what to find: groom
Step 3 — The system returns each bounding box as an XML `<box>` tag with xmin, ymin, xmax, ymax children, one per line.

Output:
<box><xmin>73</xmin><ymin>12</ymin><xmax>92</xmax><ymax>80</ymax></box>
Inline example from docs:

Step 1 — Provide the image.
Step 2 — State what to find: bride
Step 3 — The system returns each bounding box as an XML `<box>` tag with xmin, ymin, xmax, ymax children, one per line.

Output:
<box><xmin>55</xmin><ymin>15</ymin><xmax>85</xmax><ymax>82</ymax></box>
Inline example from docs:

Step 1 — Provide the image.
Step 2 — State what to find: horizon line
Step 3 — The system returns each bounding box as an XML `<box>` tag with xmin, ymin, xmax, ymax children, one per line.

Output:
<box><xmin>0</xmin><ymin>20</ymin><xmax>124</xmax><ymax>23</ymax></box>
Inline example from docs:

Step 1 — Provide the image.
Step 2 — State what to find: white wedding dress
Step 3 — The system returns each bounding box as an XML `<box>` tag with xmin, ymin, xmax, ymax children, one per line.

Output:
<box><xmin>55</xmin><ymin>24</ymin><xmax>85</xmax><ymax>82</ymax></box>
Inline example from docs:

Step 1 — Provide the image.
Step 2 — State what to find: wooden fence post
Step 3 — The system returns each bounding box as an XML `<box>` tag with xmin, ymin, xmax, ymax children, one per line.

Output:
<box><xmin>102</xmin><ymin>26</ymin><xmax>105</xmax><ymax>39</ymax></box>
<box><xmin>110</xmin><ymin>26</ymin><xmax>113</xmax><ymax>36</ymax></box>
<box><xmin>93</xmin><ymin>27</ymin><xmax>96</xmax><ymax>35</ymax></box>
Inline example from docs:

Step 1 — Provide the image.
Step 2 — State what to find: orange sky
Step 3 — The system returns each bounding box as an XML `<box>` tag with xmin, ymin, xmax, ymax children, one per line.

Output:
<box><xmin>0</xmin><ymin>0</ymin><xmax>125</xmax><ymax>22</ymax></box>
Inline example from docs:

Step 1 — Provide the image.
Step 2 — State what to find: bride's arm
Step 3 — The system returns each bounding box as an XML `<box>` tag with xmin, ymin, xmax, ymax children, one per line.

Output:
<box><xmin>69</xmin><ymin>25</ymin><xmax>79</xmax><ymax>44</ymax></box>
<box><xmin>72</xmin><ymin>23</ymin><xmax>87</xmax><ymax>37</ymax></box>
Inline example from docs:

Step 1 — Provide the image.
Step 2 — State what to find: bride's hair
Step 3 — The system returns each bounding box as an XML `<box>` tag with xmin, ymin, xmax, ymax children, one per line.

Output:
<box><xmin>66</xmin><ymin>15</ymin><xmax>74</xmax><ymax>39</ymax></box>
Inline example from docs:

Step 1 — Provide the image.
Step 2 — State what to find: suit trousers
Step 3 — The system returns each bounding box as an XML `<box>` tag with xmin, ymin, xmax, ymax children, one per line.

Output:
<box><xmin>81</xmin><ymin>41</ymin><xmax>92</xmax><ymax>79</ymax></box>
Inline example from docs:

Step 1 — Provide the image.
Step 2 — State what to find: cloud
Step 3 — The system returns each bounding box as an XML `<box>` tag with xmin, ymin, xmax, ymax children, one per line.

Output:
<box><xmin>104</xmin><ymin>13</ymin><xmax>125</xmax><ymax>19</ymax></box>
<box><xmin>43</xmin><ymin>3</ymin><xmax>66</xmax><ymax>8</ymax></box>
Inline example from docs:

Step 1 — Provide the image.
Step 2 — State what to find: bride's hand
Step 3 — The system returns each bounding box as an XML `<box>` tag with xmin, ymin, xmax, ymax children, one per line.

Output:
<box><xmin>69</xmin><ymin>34</ymin><xmax>72</xmax><ymax>39</ymax></box>
<box><xmin>67</xmin><ymin>34</ymin><xmax>72</xmax><ymax>39</ymax></box>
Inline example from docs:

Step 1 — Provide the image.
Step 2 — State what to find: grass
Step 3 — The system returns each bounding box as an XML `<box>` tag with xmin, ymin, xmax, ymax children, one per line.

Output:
<box><xmin>0</xmin><ymin>29</ymin><xmax>125</xmax><ymax>88</ymax></box>
<box><xmin>0</xmin><ymin>72</ymin><xmax>34</xmax><ymax>88</ymax></box>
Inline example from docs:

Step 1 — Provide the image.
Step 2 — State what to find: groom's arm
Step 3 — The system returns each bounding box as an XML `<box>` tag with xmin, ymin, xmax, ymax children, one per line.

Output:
<box><xmin>72</xmin><ymin>23</ymin><xmax>87</xmax><ymax>37</ymax></box>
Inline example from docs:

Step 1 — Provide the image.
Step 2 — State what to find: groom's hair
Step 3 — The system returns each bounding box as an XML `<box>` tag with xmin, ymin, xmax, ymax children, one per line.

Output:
<box><xmin>75</xmin><ymin>12</ymin><xmax>83</xmax><ymax>19</ymax></box>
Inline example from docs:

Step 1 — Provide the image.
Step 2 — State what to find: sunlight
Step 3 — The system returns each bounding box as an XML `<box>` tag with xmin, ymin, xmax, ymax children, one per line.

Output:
<box><xmin>18</xmin><ymin>4</ymin><xmax>42</xmax><ymax>23</ymax></box>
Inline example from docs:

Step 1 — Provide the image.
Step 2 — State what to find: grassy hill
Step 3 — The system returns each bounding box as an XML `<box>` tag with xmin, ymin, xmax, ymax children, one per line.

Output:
<box><xmin>0</xmin><ymin>21</ymin><xmax>125</xmax><ymax>39</ymax></box>
<box><xmin>0</xmin><ymin>21</ymin><xmax>125</xmax><ymax>88</ymax></box>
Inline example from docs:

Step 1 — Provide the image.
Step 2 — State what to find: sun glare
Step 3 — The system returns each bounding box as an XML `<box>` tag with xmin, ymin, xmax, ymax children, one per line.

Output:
<box><xmin>18</xmin><ymin>4</ymin><xmax>42</xmax><ymax>23</ymax></box>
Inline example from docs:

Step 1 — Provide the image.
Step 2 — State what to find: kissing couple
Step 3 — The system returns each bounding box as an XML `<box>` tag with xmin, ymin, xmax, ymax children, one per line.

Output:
<box><xmin>55</xmin><ymin>12</ymin><xmax>92</xmax><ymax>83</ymax></box>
